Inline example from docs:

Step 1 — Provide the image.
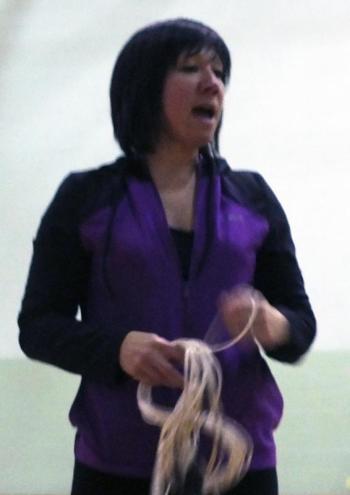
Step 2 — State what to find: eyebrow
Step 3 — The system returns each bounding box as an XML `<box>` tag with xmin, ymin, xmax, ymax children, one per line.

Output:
<box><xmin>180</xmin><ymin>51</ymin><xmax>223</xmax><ymax>66</ymax></box>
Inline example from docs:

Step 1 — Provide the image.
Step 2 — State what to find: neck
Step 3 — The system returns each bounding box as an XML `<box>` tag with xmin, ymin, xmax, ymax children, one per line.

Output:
<box><xmin>146</xmin><ymin>140</ymin><xmax>199</xmax><ymax>191</ymax></box>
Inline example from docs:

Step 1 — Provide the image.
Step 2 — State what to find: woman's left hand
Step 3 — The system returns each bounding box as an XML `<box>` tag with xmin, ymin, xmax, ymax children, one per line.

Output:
<box><xmin>218</xmin><ymin>287</ymin><xmax>290</xmax><ymax>351</ymax></box>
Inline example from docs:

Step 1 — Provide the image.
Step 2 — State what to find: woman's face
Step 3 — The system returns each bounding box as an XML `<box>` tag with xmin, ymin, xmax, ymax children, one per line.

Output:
<box><xmin>159</xmin><ymin>49</ymin><xmax>225</xmax><ymax>153</ymax></box>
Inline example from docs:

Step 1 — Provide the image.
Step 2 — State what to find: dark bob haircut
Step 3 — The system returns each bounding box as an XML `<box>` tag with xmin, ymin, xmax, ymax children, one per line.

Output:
<box><xmin>110</xmin><ymin>18</ymin><xmax>231</xmax><ymax>157</ymax></box>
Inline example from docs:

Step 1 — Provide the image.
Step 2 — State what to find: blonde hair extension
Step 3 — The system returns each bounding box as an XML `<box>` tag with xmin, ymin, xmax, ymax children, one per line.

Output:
<box><xmin>137</xmin><ymin>294</ymin><xmax>257</xmax><ymax>495</ymax></box>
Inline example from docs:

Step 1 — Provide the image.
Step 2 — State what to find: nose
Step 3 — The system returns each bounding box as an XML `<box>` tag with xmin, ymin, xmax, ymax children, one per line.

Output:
<box><xmin>198</xmin><ymin>67</ymin><xmax>222</xmax><ymax>94</ymax></box>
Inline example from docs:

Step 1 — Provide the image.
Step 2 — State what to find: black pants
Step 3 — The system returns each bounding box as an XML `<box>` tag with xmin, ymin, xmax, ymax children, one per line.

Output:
<box><xmin>71</xmin><ymin>460</ymin><xmax>278</xmax><ymax>495</ymax></box>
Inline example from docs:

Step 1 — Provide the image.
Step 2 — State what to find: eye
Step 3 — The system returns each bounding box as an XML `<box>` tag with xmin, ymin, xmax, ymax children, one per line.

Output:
<box><xmin>213</xmin><ymin>68</ymin><xmax>224</xmax><ymax>81</ymax></box>
<box><xmin>180</xmin><ymin>64</ymin><xmax>199</xmax><ymax>73</ymax></box>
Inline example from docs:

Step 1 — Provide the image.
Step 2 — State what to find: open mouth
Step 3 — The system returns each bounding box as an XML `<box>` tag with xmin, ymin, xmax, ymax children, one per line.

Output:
<box><xmin>192</xmin><ymin>105</ymin><xmax>216</xmax><ymax>120</ymax></box>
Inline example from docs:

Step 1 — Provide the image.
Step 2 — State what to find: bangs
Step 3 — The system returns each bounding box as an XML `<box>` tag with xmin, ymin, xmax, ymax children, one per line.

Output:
<box><xmin>148</xmin><ymin>19</ymin><xmax>231</xmax><ymax>84</ymax></box>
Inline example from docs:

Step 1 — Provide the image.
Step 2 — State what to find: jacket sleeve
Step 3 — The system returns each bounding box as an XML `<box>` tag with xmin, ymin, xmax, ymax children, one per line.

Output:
<box><xmin>252</xmin><ymin>173</ymin><xmax>316</xmax><ymax>363</ymax></box>
<box><xmin>18</xmin><ymin>173</ymin><xmax>127</xmax><ymax>385</ymax></box>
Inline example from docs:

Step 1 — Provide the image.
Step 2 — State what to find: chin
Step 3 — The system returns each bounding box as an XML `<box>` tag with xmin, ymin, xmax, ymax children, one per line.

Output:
<box><xmin>195</xmin><ymin>136</ymin><xmax>215</xmax><ymax>151</ymax></box>
<box><xmin>187</xmin><ymin>133</ymin><xmax>214</xmax><ymax>149</ymax></box>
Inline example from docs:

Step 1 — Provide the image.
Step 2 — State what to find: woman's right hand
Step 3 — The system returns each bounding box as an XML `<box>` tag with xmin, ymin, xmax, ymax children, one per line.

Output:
<box><xmin>119</xmin><ymin>331</ymin><xmax>184</xmax><ymax>388</ymax></box>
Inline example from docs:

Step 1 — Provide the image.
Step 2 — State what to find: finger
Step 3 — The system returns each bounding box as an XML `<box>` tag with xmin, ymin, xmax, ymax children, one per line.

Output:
<box><xmin>147</xmin><ymin>353</ymin><xmax>184</xmax><ymax>388</ymax></box>
<box><xmin>162</xmin><ymin>342</ymin><xmax>185</xmax><ymax>364</ymax></box>
<box><xmin>220</xmin><ymin>297</ymin><xmax>251</xmax><ymax>323</ymax></box>
<box><xmin>219</xmin><ymin>289</ymin><xmax>253</xmax><ymax>311</ymax></box>
<box><xmin>251</xmin><ymin>288</ymin><xmax>265</xmax><ymax>305</ymax></box>
<box><xmin>133</xmin><ymin>357</ymin><xmax>167</xmax><ymax>386</ymax></box>
<box><xmin>251</xmin><ymin>299</ymin><xmax>269</xmax><ymax>331</ymax></box>
<box><xmin>134</xmin><ymin>344</ymin><xmax>183</xmax><ymax>388</ymax></box>
<box><xmin>155</xmin><ymin>355</ymin><xmax>184</xmax><ymax>388</ymax></box>
<box><xmin>151</xmin><ymin>337</ymin><xmax>185</xmax><ymax>365</ymax></box>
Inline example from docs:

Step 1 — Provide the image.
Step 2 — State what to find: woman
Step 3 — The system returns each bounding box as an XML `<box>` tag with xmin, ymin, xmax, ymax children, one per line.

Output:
<box><xmin>18</xmin><ymin>18</ymin><xmax>316</xmax><ymax>495</ymax></box>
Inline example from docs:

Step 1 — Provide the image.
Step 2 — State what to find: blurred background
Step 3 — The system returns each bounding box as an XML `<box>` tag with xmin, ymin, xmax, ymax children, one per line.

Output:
<box><xmin>1</xmin><ymin>1</ymin><xmax>349</xmax><ymax>494</ymax></box>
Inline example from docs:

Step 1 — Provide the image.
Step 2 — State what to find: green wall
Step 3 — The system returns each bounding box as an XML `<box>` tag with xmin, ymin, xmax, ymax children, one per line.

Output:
<box><xmin>1</xmin><ymin>351</ymin><xmax>349</xmax><ymax>495</ymax></box>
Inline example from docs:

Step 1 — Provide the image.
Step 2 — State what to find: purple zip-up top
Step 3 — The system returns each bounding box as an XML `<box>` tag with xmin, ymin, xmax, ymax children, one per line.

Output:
<box><xmin>18</xmin><ymin>155</ymin><xmax>316</xmax><ymax>477</ymax></box>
